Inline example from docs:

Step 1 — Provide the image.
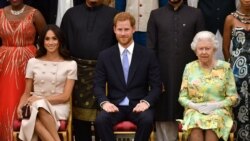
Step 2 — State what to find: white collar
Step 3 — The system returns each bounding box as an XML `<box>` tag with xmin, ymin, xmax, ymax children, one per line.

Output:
<box><xmin>118</xmin><ymin>42</ymin><xmax>134</xmax><ymax>55</ymax></box>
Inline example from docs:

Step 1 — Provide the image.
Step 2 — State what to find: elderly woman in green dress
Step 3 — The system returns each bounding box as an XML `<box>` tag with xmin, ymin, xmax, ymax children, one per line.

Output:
<box><xmin>178</xmin><ymin>31</ymin><xmax>238</xmax><ymax>141</ymax></box>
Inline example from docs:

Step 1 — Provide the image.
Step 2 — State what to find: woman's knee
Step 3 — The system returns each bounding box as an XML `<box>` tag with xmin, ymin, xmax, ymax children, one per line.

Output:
<box><xmin>37</xmin><ymin>107</ymin><xmax>51</xmax><ymax>119</ymax></box>
<box><xmin>38</xmin><ymin>107</ymin><xmax>48</xmax><ymax>114</ymax></box>
<box><xmin>205</xmin><ymin>129</ymin><xmax>218</xmax><ymax>140</ymax></box>
<box><xmin>190</xmin><ymin>128</ymin><xmax>204</xmax><ymax>139</ymax></box>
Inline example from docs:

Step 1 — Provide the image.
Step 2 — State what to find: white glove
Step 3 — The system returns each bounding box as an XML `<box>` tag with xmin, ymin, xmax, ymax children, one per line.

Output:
<box><xmin>188</xmin><ymin>101</ymin><xmax>206</xmax><ymax>111</ymax></box>
<box><xmin>199</xmin><ymin>101</ymin><xmax>224</xmax><ymax>114</ymax></box>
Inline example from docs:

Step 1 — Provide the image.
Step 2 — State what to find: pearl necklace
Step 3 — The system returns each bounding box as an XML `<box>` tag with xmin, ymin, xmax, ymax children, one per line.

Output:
<box><xmin>11</xmin><ymin>5</ymin><xmax>25</xmax><ymax>15</ymax></box>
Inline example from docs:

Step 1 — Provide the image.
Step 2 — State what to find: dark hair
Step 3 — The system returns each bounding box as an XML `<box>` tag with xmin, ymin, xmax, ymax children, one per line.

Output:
<box><xmin>36</xmin><ymin>24</ymin><xmax>71</xmax><ymax>60</ymax></box>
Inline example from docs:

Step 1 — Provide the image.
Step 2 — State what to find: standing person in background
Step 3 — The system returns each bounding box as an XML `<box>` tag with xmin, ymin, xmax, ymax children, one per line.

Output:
<box><xmin>187</xmin><ymin>0</ymin><xmax>236</xmax><ymax>60</ymax></box>
<box><xmin>74</xmin><ymin>0</ymin><xmax>115</xmax><ymax>7</ymax></box>
<box><xmin>56</xmin><ymin>0</ymin><xmax>74</xmax><ymax>26</ymax></box>
<box><xmin>223</xmin><ymin>0</ymin><xmax>250</xmax><ymax>140</ymax></box>
<box><xmin>74</xmin><ymin>0</ymin><xmax>84</xmax><ymax>6</ymax></box>
<box><xmin>60</xmin><ymin>0</ymin><xmax>118</xmax><ymax>140</ymax></box>
<box><xmin>26</xmin><ymin>0</ymin><xmax>74</xmax><ymax>26</ymax></box>
<box><xmin>0</xmin><ymin>0</ymin><xmax>9</xmax><ymax>8</ymax></box>
<box><xmin>0</xmin><ymin>0</ymin><xmax>46</xmax><ymax>140</ymax></box>
<box><xmin>25</xmin><ymin>0</ymin><xmax>58</xmax><ymax>24</ymax></box>
<box><xmin>147</xmin><ymin>0</ymin><xmax>205</xmax><ymax>140</ymax></box>
<box><xmin>0</xmin><ymin>0</ymin><xmax>9</xmax><ymax>46</ymax></box>
<box><xmin>115</xmin><ymin>0</ymin><xmax>168</xmax><ymax>46</ymax></box>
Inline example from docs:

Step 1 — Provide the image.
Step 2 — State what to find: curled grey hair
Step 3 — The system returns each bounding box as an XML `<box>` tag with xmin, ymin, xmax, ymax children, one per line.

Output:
<box><xmin>190</xmin><ymin>31</ymin><xmax>219</xmax><ymax>51</ymax></box>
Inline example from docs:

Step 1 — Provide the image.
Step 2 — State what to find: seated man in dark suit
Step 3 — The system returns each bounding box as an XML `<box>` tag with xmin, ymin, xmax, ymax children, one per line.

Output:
<box><xmin>94</xmin><ymin>12</ymin><xmax>161</xmax><ymax>141</ymax></box>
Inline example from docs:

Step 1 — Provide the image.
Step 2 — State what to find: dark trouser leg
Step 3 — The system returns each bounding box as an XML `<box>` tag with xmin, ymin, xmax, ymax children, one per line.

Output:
<box><xmin>95</xmin><ymin>110</ymin><xmax>125</xmax><ymax>141</ymax></box>
<box><xmin>130</xmin><ymin>109</ymin><xmax>154</xmax><ymax>141</ymax></box>
<box><xmin>95</xmin><ymin>112</ymin><xmax>115</xmax><ymax>141</ymax></box>
<box><xmin>94</xmin><ymin>122</ymin><xmax>100</xmax><ymax>141</ymax></box>
<box><xmin>74</xmin><ymin>119</ymin><xmax>92</xmax><ymax>141</ymax></box>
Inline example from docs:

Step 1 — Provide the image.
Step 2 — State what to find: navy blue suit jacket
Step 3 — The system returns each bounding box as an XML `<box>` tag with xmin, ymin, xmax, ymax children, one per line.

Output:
<box><xmin>94</xmin><ymin>44</ymin><xmax>161</xmax><ymax>108</ymax></box>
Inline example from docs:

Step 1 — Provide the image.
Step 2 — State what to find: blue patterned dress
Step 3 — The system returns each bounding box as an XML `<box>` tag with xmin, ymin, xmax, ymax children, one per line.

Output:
<box><xmin>230</xmin><ymin>27</ymin><xmax>250</xmax><ymax>141</ymax></box>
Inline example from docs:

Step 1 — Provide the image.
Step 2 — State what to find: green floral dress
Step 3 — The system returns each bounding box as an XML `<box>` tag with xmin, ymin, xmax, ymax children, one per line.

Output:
<box><xmin>178</xmin><ymin>60</ymin><xmax>238</xmax><ymax>141</ymax></box>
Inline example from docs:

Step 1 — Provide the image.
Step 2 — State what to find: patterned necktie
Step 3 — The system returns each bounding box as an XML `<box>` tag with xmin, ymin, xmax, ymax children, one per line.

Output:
<box><xmin>122</xmin><ymin>49</ymin><xmax>129</xmax><ymax>83</ymax></box>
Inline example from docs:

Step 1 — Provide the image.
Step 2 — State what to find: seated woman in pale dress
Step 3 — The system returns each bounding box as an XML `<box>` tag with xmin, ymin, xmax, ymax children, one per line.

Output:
<box><xmin>17</xmin><ymin>25</ymin><xmax>77</xmax><ymax>141</ymax></box>
<box><xmin>178</xmin><ymin>31</ymin><xmax>238</xmax><ymax>141</ymax></box>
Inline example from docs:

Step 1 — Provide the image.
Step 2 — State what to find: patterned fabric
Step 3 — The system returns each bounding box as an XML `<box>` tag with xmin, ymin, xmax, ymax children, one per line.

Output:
<box><xmin>178</xmin><ymin>60</ymin><xmax>238</xmax><ymax>141</ymax></box>
<box><xmin>72</xmin><ymin>58</ymin><xmax>98</xmax><ymax>121</ymax></box>
<box><xmin>0</xmin><ymin>9</ymin><xmax>37</xmax><ymax>140</ymax></box>
<box><xmin>230</xmin><ymin>27</ymin><xmax>250</xmax><ymax>141</ymax></box>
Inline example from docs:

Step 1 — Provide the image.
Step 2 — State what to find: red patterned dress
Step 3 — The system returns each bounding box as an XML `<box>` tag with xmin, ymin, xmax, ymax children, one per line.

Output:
<box><xmin>0</xmin><ymin>8</ymin><xmax>37</xmax><ymax>140</ymax></box>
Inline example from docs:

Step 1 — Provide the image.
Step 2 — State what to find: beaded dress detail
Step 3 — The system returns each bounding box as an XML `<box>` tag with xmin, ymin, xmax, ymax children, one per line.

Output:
<box><xmin>0</xmin><ymin>8</ymin><xmax>37</xmax><ymax>141</ymax></box>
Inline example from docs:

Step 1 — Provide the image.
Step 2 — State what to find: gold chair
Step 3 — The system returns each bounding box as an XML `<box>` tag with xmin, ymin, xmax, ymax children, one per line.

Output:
<box><xmin>13</xmin><ymin>98</ymin><xmax>72</xmax><ymax>141</ymax></box>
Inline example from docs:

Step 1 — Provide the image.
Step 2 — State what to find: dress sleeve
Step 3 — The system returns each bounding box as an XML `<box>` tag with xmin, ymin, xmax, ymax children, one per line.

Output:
<box><xmin>221</xmin><ymin>66</ymin><xmax>238</xmax><ymax>107</ymax></box>
<box><xmin>25</xmin><ymin>58</ymin><xmax>34</xmax><ymax>79</ymax></box>
<box><xmin>67</xmin><ymin>61</ymin><xmax>77</xmax><ymax>80</ymax></box>
<box><xmin>178</xmin><ymin>64</ymin><xmax>191</xmax><ymax>107</ymax></box>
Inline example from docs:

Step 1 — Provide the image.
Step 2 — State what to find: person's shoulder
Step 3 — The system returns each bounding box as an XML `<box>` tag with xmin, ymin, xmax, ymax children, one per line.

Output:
<box><xmin>151</xmin><ymin>5</ymin><xmax>166</xmax><ymax>14</ymax></box>
<box><xmin>64</xmin><ymin>60</ymin><xmax>77</xmax><ymax>68</ymax></box>
<box><xmin>24</xmin><ymin>5</ymin><xmax>37</xmax><ymax>13</ymax></box>
<box><xmin>29</xmin><ymin>57</ymin><xmax>37</xmax><ymax>62</ymax></box>
<box><xmin>27</xmin><ymin>57</ymin><xmax>38</xmax><ymax>65</ymax></box>
<box><xmin>183</xmin><ymin>5</ymin><xmax>201</xmax><ymax>13</ymax></box>
<box><xmin>216</xmin><ymin>60</ymin><xmax>231</xmax><ymax>69</ymax></box>
<box><xmin>102</xmin><ymin>4</ymin><xmax>118</xmax><ymax>11</ymax></box>
<box><xmin>101</xmin><ymin>4</ymin><xmax>118</xmax><ymax>15</ymax></box>
<box><xmin>225</xmin><ymin>13</ymin><xmax>235</xmax><ymax>21</ymax></box>
<box><xmin>186</xmin><ymin>60</ymin><xmax>198</xmax><ymax>68</ymax></box>
<box><xmin>134</xmin><ymin>43</ymin><xmax>146</xmax><ymax>50</ymax></box>
<box><xmin>65</xmin><ymin>4</ymin><xmax>83</xmax><ymax>14</ymax></box>
<box><xmin>99</xmin><ymin>44</ymin><xmax>117</xmax><ymax>56</ymax></box>
<box><xmin>134</xmin><ymin>43</ymin><xmax>155</xmax><ymax>55</ymax></box>
<box><xmin>25</xmin><ymin>5</ymin><xmax>43</xmax><ymax>17</ymax></box>
<box><xmin>65</xmin><ymin>60</ymin><xmax>77</xmax><ymax>65</ymax></box>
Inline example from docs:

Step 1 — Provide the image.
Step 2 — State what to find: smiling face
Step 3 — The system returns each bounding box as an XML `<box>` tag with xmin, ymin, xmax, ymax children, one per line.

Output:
<box><xmin>114</xmin><ymin>20</ymin><xmax>135</xmax><ymax>48</ymax></box>
<box><xmin>195</xmin><ymin>39</ymin><xmax>216</xmax><ymax>65</ymax></box>
<box><xmin>44</xmin><ymin>30</ymin><xmax>60</xmax><ymax>54</ymax></box>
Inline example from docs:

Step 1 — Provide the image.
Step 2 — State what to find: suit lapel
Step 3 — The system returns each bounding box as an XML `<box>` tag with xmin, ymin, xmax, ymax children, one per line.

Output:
<box><xmin>112</xmin><ymin>45</ymin><xmax>127</xmax><ymax>85</ymax></box>
<box><xmin>127</xmin><ymin>44</ymin><xmax>141</xmax><ymax>85</ymax></box>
